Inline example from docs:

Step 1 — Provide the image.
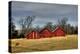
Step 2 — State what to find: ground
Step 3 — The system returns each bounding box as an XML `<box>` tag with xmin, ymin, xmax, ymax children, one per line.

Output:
<box><xmin>9</xmin><ymin>35</ymin><xmax>78</xmax><ymax>53</ymax></box>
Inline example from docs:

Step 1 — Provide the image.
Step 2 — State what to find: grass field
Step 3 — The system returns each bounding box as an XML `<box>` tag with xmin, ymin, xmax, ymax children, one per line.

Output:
<box><xmin>9</xmin><ymin>35</ymin><xmax>78</xmax><ymax>53</ymax></box>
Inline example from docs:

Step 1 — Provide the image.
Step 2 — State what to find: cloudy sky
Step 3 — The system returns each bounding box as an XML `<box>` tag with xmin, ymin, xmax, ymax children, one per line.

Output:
<box><xmin>11</xmin><ymin>1</ymin><xmax>78</xmax><ymax>29</ymax></box>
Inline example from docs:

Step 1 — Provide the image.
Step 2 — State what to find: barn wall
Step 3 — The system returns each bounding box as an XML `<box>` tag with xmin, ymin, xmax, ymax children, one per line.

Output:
<box><xmin>40</xmin><ymin>29</ymin><xmax>52</xmax><ymax>38</ymax></box>
<box><xmin>54</xmin><ymin>29</ymin><xmax>65</xmax><ymax>36</ymax></box>
<box><xmin>52</xmin><ymin>32</ymin><xmax>56</xmax><ymax>37</ymax></box>
<box><xmin>26</xmin><ymin>31</ymin><xmax>40</xmax><ymax>39</ymax></box>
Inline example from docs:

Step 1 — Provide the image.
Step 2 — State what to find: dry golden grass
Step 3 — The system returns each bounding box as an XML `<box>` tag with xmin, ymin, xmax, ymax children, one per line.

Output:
<box><xmin>9</xmin><ymin>35</ymin><xmax>78</xmax><ymax>53</ymax></box>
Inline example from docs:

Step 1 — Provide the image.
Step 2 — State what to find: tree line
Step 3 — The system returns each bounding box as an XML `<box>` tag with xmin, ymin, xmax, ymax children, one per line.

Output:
<box><xmin>10</xmin><ymin>16</ymin><xmax>78</xmax><ymax>39</ymax></box>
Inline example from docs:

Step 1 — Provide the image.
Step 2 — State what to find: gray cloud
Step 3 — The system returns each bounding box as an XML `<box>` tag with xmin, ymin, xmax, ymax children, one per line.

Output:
<box><xmin>11</xmin><ymin>1</ymin><xmax>78</xmax><ymax>29</ymax></box>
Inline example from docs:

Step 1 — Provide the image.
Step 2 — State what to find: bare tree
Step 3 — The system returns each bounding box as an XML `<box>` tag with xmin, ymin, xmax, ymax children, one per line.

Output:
<box><xmin>44</xmin><ymin>22</ymin><xmax>54</xmax><ymax>31</ymax></box>
<box><xmin>58</xmin><ymin>17</ymin><xmax>68</xmax><ymax>29</ymax></box>
<box><xmin>18</xmin><ymin>16</ymin><xmax>35</xmax><ymax>37</ymax></box>
<box><xmin>35</xmin><ymin>25</ymin><xmax>41</xmax><ymax>32</ymax></box>
<box><xmin>74</xmin><ymin>26</ymin><xmax>78</xmax><ymax>34</ymax></box>
<box><xmin>57</xmin><ymin>17</ymin><xmax>78</xmax><ymax>34</ymax></box>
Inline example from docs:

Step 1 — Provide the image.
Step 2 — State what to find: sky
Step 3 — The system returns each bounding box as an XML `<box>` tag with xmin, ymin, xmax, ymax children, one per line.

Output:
<box><xmin>11</xmin><ymin>1</ymin><xmax>78</xmax><ymax>30</ymax></box>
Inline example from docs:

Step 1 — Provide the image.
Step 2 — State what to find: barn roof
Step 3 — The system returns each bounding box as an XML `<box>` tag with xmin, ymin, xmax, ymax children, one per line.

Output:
<box><xmin>25</xmin><ymin>29</ymin><xmax>42</xmax><ymax>37</ymax></box>
<box><xmin>52</xmin><ymin>26</ymin><xmax>65</xmax><ymax>33</ymax></box>
<box><xmin>24</xmin><ymin>29</ymin><xmax>38</xmax><ymax>36</ymax></box>
<box><xmin>39</xmin><ymin>27</ymin><xmax>52</xmax><ymax>33</ymax></box>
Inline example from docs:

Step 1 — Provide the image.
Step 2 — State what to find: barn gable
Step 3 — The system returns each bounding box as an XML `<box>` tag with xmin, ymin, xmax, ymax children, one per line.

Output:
<box><xmin>39</xmin><ymin>28</ymin><xmax>52</xmax><ymax>38</ymax></box>
<box><xmin>25</xmin><ymin>30</ymin><xmax>40</xmax><ymax>39</ymax></box>
<box><xmin>52</xmin><ymin>26</ymin><xmax>65</xmax><ymax>36</ymax></box>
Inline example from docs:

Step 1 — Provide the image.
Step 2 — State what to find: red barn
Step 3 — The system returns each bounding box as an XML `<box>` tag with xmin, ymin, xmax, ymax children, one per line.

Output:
<box><xmin>25</xmin><ymin>26</ymin><xmax>65</xmax><ymax>39</ymax></box>
<box><xmin>39</xmin><ymin>28</ymin><xmax>52</xmax><ymax>38</ymax></box>
<box><xmin>25</xmin><ymin>30</ymin><xmax>40</xmax><ymax>39</ymax></box>
<box><xmin>52</xmin><ymin>26</ymin><xmax>65</xmax><ymax>36</ymax></box>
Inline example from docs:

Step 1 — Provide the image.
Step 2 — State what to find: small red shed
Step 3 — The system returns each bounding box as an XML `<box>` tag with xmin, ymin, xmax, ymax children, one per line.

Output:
<box><xmin>39</xmin><ymin>28</ymin><xmax>52</xmax><ymax>38</ymax></box>
<box><xmin>25</xmin><ymin>30</ymin><xmax>40</xmax><ymax>39</ymax></box>
<box><xmin>52</xmin><ymin>26</ymin><xmax>65</xmax><ymax>36</ymax></box>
